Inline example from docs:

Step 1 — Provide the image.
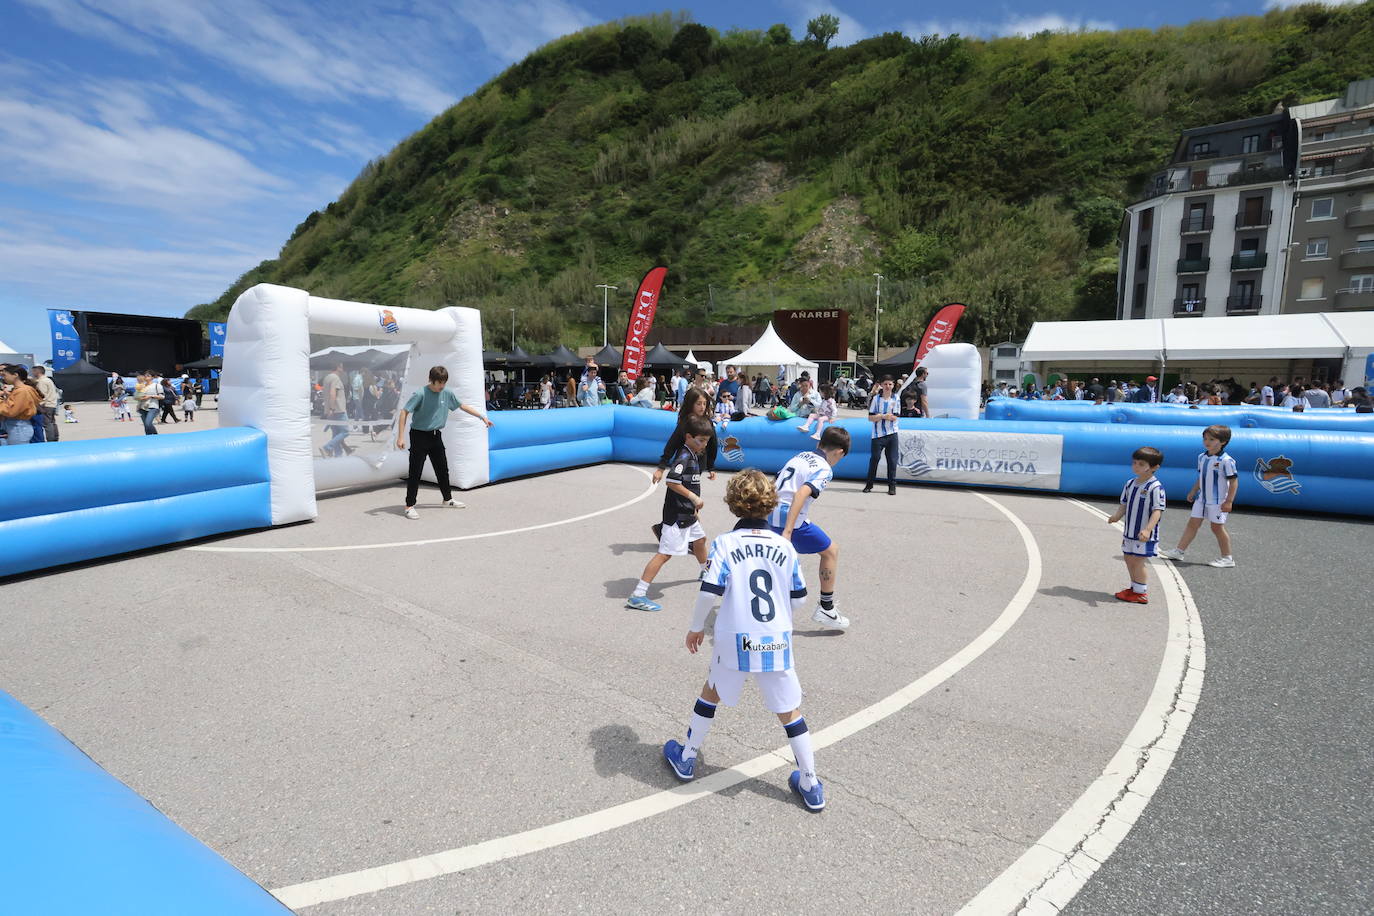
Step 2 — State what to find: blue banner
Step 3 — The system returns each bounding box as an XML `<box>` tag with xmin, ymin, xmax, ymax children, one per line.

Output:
<box><xmin>208</xmin><ymin>322</ymin><xmax>226</xmax><ymax>357</ymax></box>
<box><xmin>49</xmin><ymin>309</ymin><xmax>81</xmax><ymax>370</ymax></box>
<box><xmin>1364</xmin><ymin>352</ymin><xmax>1374</xmax><ymax>388</ymax></box>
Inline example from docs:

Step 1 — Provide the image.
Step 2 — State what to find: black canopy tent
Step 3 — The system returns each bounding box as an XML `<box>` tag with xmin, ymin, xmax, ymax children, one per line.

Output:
<box><xmin>590</xmin><ymin>343</ymin><xmax>622</xmax><ymax>369</ymax></box>
<box><xmin>182</xmin><ymin>355</ymin><xmax>222</xmax><ymax>370</ymax></box>
<box><xmin>872</xmin><ymin>344</ymin><xmax>919</xmax><ymax>373</ymax></box>
<box><xmin>51</xmin><ymin>357</ymin><xmax>114</xmax><ymax>401</ymax></box>
<box><xmin>482</xmin><ymin>350</ymin><xmax>508</xmax><ymax>369</ymax></box>
<box><xmin>641</xmin><ymin>343</ymin><xmax>692</xmax><ymax>372</ymax></box>
<box><xmin>505</xmin><ymin>345</ymin><xmax>536</xmax><ymax>368</ymax></box>
<box><xmin>543</xmin><ymin>345</ymin><xmax>583</xmax><ymax>369</ymax></box>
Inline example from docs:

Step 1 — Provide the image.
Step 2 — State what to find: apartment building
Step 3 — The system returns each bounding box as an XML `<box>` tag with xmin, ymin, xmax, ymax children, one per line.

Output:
<box><xmin>1118</xmin><ymin>112</ymin><xmax>1299</xmax><ymax>321</ymax></box>
<box><xmin>1283</xmin><ymin>79</ymin><xmax>1374</xmax><ymax>314</ymax></box>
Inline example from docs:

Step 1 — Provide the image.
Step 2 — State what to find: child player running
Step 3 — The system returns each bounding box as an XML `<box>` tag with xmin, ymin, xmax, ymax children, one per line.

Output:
<box><xmin>1107</xmin><ymin>446</ymin><xmax>1166</xmax><ymax>604</ymax></box>
<box><xmin>663</xmin><ymin>469</ymin><xmax>827</xmax><ymax>811</ymax></box>
<box><xmin>627</xmin><ymin>414</ymin><xmax>714</xmax><ymax>612</ymax></box>
<box><xmin>1160</xmin><ymin>424</ymin><xmax>1238</xmax><ymax>568</ymax></box>
<box><xmin>771</xmin><ymin>426</ymin><xmax>851</xmax><ymax>629</ymax></box>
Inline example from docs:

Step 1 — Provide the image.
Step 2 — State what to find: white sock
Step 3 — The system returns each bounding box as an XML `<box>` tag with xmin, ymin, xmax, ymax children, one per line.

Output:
<box><xmin>1131</xmin><ymin>581</ymin><xmax>1147</xmax><ymax>595</ymax></box>
<box><xmin>785</xmin><ymin>717</ymin><xmax>817</xmax><ymax>790</ymax></box>
<box><xmin>684</xmin><ymin>698</ymin><xmax>716</xmax><ymax>760</ymax></box>
<box><xmin>633</xmin><ymin>579</ymin><xmax>650</xmax><ymax>598</ymax></box>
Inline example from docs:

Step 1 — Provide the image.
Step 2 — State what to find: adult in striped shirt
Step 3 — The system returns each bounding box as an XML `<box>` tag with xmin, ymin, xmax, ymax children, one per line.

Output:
<box><xmin>863</xmin><ymin>376</ymin><xmax>900</xmax><ymax>495</ymax></box>
<box><xmin>1161</xmin><ymin>425</ymin><xmax>1238</xmax><ymax>568</ymax></box>
<box><xmin>1107</xmin><ymin>446</ymin><xmax>1166</xmax><ymax>604</ymax></box>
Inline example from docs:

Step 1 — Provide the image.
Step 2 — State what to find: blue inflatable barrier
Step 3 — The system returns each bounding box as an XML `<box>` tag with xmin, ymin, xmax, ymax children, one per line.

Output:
<box><xmin>0</xmin><ymin>428</ymin><xmax>272</xmax><ymax>579</ymax></box>
<box><xmin>985</xmin><ymin>398</ymin><xmax>1374</xmax><ymax>432</ymax></box>
<box><xmin>490</xmin><ymin>406</ymin><xmax>1374</xmax><ymax>518</ymax></box>
<box><xmin>0</xmin><ymin>689</ymin><xmax>291</xmax><ymax>915</ymax></box>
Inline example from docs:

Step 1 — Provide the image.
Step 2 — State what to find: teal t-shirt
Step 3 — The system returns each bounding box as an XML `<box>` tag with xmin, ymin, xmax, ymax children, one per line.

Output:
<box><xmin>404</xmin><ymin>386</ymin><xmax>462</xmax><ymax>431</ymax></box>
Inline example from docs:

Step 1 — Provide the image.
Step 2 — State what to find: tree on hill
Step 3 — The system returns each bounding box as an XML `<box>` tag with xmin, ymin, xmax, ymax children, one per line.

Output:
<box><xmin>806</xmin><ymin>14</ymin><xmax>840</xmax><ymax>48</ymax></box>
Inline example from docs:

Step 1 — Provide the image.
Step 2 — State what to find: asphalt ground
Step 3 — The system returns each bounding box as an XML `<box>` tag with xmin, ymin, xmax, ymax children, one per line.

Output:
<box><xmin>1064</xmin><ymin>501</ymin><xmax>1373</xmax><ymax>916</ymax></box>
<box><xmin>5</xmin><ymin>430</ymin><xmax>1173</xmax><ymax>915</ymax></box>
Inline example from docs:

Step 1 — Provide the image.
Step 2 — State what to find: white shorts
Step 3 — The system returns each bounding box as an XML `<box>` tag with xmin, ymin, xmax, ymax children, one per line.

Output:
<box><xmin>1190</xmin><ymin>499</ymin><xmax>1228</xmax><ymax>524</ymax></box>
<box><xmin>1122</xmin><ymin>537</ymin><xmax>1158</xmax><ymax>558</ymax></box>
<box><xmin>657</xmin><ymin>520</ymin><xmax>706</xmax><ymax>556</ymax></box>
<box><xmin>707</xmin><ymin>650</ymin><xmax>803</xmax><ymax>714</ymax></box>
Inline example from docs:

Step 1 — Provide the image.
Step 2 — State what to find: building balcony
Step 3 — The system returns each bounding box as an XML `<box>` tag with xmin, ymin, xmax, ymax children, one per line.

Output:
<box><xmin>1339</xmin><ymin>248</ymin><xmax>1374</xmax><ymax>270</ymax></box>
<box><xmin>1348</xmin><ymin>207</ymin><xmax>1374</xmax><ymax>229</ymax></box>
<box><xmin>1231</xmin><ymin>252</ymin><xmax>1268</xmax><ymax>271</ymax></box>
<box><xmin>1173</xmin><ymin>297</ymin><xmax>1206</xmax><ymax>315</ymax></box>
<box><xmin>1177</xmin><ymin>257</ymin><xmax>1210</xmax><ymax>274</ymax></box>
<box><xmin>1226</xmin><ymin>295</ymin><xmax>1262</xmax><ymax>314</ymax></box>
<box><xmin>1235</xmin><ymin>209</ymin><xmax>1272</xmax><ymax>229</ymax></box>
<box><xmin>1180</xmin><ymin>216</ymin><xmax>1214</xmax><ymax>234</ymax></box>
<box><xmin>1334</xmin><ymin>288</ymin><xmax>1374</xmax><ymax>309</ymax></box>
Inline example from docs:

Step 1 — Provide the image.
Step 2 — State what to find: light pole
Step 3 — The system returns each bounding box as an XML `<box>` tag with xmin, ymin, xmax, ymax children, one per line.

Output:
<box><xmin>509</xmin><ymin>308</ymin><xmax>515</xmax><ymax>351</ymax></box>
<box><xmin>596</xmin><ymin>284</ymin><xmax>618</xmax><ymax>347</ymax></box>
<box><xmin>873</xmin><ymin>273</ymin><xmax>884</xmax><ymax>362</ymax></box>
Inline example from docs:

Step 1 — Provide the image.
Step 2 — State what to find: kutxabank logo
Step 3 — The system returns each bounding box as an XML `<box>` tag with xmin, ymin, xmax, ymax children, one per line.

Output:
<box><xmin>1254</xmin><ymin>455</ymin><xmax>1300</xmax><ymax>495</ymax></box>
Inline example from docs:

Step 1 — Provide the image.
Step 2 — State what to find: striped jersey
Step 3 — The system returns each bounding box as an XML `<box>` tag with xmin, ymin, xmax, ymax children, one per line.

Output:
<box><xmin>1120</xmin><ymin>475</ymin><xmax>1166</xmax><ymax>542</ymax></box>
<box><xmin>869</xmin><ymin>394</ymin><xmax>899</xmax><ymax>437</ymax></box>
<box><xmin>1196</xmin><ymin>451</ymin><xmax>1238</xmax><ymax>505</ymax></box>
<box><xmin>700</xmin><ymin>524</ymin><xmax>807</xmax><ymax>673</ymax></box>
<box><xmin>767</xmin><ymin>450</ymin><xmax>834</xmax><ymax>529</ymax></box>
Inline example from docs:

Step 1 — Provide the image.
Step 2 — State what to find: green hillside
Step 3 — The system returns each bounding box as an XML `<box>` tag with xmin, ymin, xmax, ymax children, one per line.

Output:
<box><xmin>190</xmin><ymin>5</ymin><xmax>1374</xmax><ymax>352</ymax></box>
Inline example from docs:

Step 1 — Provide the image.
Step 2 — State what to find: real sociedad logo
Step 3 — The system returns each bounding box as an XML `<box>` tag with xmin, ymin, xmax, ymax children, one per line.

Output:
<box><xmin>722</xmin><ymin>435</ymin><xmax>745</xmax><ymax>463</ymax></box>
<box><xmin>898</xmin><ymin>433</ymin><xmax>933</xmax><ymax>477</ymax></box>
<box><xmin>54</xmin><ymin>312</ymin><xmax>71</xmax><ymax>325</ymax></box>
<box><xmin>378</xmin><ymin>309</ymin><xmax>399</xmax><ymax>334</ymax></box>
<box><xmin>1254</xmin><ymin>455</ymin><xmax>1300</xmax><ymax>495</ymax></box>
<box><xmin>211</xmin><ymin>325</ymin><xmax>225</xmax><ymax>337</ymax></box>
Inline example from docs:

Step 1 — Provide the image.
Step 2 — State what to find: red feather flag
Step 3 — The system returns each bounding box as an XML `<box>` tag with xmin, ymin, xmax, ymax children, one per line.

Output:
<box><xmin>914</xmin><ymin>302</ymin><xmax>966</xmax><ymax>367</ymax></box>
<box><xmin>621</xmin><ymin>266</ymin><xmax>668</xmax><ymax>381</ymax></box>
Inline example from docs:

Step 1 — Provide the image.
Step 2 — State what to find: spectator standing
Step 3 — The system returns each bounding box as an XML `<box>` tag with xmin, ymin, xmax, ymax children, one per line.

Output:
<box><xmin>134</xmin><ymin>372</ymin><xmax>160</xmax><ymax>435</ymax></box>
<box><xmin>910</xmin><ymin>367</ymin><xmax>930</xmax><ymax>417</ymax></box>
<box><xmin>1304</xmin><ymin>384</ymin><xmax>1332</xmax><ymax>409</ymax></box>
<box><xmin>321</xmin><ymin>361</ymin><xmax>351</xmax><ymax>456</ymax></box>
<box><xmin>1132</xmin><ymin>376</ymin><xmax>1160</xmax><ymax>403</ymax></box>
<box><xmin>716</xmin><ymin>365</ymin><xmax>741</xmax><ymax>405</ymax></box>
<box><xmin>1261</xmin><ymin>377</ymin><xmax>1276</xmax><ymax>406</ymax></box>
<box><xmin>1330</xmin><ymin>379</ymin><xmax>1349</xmax><ymax>406</ymax></box>
<box><xmin>158</xmin><ymin>378</ymin><xmax>180</xmax><ymax>424</ymax></box>
<box><xmin>32</xmin><ymin>366</ymin><xmax>59</xmax><ymax>442</ymax></box>
<box><xmin>0</xmin><ymin>365</ymin><xmax>41</xmax><ymax>445</ymax></box>
<box><xmin>539</xmin><ymin>375</ymin><xmax>554</xmax><ymax>409</ymax></box>
<box><xmin>672</xmin><ymin>369</ymin><xmax>689</xmax><ymax>407</ymax></box>
<box><xmin>864</xmin><ymin>376</ymin><xmax>900</xmax><ymax>496</ymax></box>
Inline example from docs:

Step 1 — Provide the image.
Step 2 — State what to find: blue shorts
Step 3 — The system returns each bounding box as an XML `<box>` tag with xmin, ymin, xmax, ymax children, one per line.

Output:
<box><xmin>772</xmin><ymin>522</ymin><xmax>832</xmax><ymax>554</ymax></box>
<box><xmin>1122</xmin><ymin>537</ymin><xmax>1158</xmax><ymax>558</ymax></box>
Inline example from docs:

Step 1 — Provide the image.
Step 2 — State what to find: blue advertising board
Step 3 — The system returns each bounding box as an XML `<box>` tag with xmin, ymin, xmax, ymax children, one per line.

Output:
<box><xmin>49</xmin><ymin>309</ymin><xmax>81</xmax><ymax>369</ymax></box>
<box><xmin>209</xmin><ymin>322</ymin><xmax>226</xmax><ymax>357</ymax></box>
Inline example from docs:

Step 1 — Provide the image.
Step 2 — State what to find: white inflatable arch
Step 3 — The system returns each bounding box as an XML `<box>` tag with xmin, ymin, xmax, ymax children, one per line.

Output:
<box><xmin>897</xmin><ymin>342</ymin><xmax>982</xmax><ymax>419</ymax></box>
<box><xmin>219</xmin><ymin>284</ymin><xmax>487</xmax><ymax>525</ymax></box>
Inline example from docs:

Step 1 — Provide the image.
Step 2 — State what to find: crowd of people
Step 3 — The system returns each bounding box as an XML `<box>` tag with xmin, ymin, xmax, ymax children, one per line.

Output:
<box><xmin>987</xmin><ymin>375</ymin><xmax>1372</xmax><ymax>411</ymax></box>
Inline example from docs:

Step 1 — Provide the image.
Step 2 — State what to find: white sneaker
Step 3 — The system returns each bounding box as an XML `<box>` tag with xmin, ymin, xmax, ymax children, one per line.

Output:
<box><xmin>444</xmin><ymin>498</ymin><xmax>466</xmax><ymax>509</ymax></box>
<box><xmin>812</xmin><ymin>605</ymin><xmax>850</xmax><ymax>629</ymax></box>
<box><xmin>1208</xmin><ymin>556</ymin><xmax>1236</xmax><ymax>568</ymax></box>
<box><xmin>404</xmin><ymin>506</ymin><xmax>420</xmax><ymax>519</ymax></box>
<box><xmin>1158</xmin><ymin>547</ymin><xmax>1185</xmax><ymax>561</ymax></box>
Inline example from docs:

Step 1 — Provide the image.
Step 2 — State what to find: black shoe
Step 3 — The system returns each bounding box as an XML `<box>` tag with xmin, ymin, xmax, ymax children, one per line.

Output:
<box><xmin>652</xmin><ymin>523</ymin><xmax>663</xmax><ymax>541</ymax></box>
<box><xmin>888</xmin><ymin>485</ymin><xmax>897</xmax><ymax>495</ymax></box>
<box><xmin>862</xmin><ymin>484</ymin><xmax>873</xmax><ymax>493</ymax></box>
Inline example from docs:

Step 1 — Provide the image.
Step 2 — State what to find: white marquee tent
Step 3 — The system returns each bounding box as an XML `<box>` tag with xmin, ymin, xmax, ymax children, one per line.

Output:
<box><xmin>718</xmin><ymin>323</ymin><xmax>818</xmax><ymax>384</ymax></box>
<box><xmin>1021</xmin><ymin>312</ymin><xmax>1374</xmax><ymax>385</ymax></box>
<box><xmin>683</xmin><ymin>349</ymin><xmax>713</xmax><ymax>376</ymax></box>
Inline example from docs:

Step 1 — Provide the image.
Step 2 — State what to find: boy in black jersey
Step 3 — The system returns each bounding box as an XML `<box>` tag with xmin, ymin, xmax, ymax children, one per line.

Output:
<box><xmin>628</xmin><ymin>415</ymin><xmax>713</xmax><ymax>612</ymax></box>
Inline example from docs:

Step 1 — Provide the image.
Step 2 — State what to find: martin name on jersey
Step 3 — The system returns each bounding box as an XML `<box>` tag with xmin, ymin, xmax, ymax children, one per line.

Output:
<box><xmin>701</xmin><ymin>525</ymin><xmax>807</xmax><ymax>673</ymax></box>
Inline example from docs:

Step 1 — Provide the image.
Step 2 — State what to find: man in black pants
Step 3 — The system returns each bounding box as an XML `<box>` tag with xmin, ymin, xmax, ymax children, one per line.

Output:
<box><xmin>395</xmin><ymin>365</ymin><xmax>493</xmax><ymax>519</ymax></box>
<box><xmin>863</xmin><ymin>376</ymin><xmax>900</xmax><ymax>495</ymax></box>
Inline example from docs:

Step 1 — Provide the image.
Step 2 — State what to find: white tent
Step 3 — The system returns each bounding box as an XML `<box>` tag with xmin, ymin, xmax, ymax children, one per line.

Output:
<box><xmin>683</xmin><ymin>349</ymin><xmax>713</xmax><ymax>376</ymax></box>
<box><xmin>718</xmin><ymin>322</ymin><xmax>818</xmax><ymax>384</ymax></box>
<box><xmin>0</xmin><ymin>338</ymin><xmax>13</xmax><ymax>352</ymax></box>
<box><xmin>1021</xmin><ymin>319</ymin><xmax>1163</xmax><ymax>363</ymax></box>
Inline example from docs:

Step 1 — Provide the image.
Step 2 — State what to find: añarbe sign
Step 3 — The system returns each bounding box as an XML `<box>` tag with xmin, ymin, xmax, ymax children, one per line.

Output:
<box><xmin>772</xmin><ymin>308</ymin><xmax>849</xmax><ymax>360</ymax></box>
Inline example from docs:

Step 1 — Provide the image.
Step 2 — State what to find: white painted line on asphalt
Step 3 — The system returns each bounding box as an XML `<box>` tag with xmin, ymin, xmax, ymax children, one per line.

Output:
<box><xmin>188</xmin><ymin>466</ymin><xmax>658</xmax><ymax>552</ymax></box>
<box><xmin>956</xmin><ymin>496</ymin><xmax>1206</xmax><ymax>916</ymax></box>
<box><xmin>269</xmin><ymin>491</ymin><xmax>1042</xmax><ymax>910</ymax></box>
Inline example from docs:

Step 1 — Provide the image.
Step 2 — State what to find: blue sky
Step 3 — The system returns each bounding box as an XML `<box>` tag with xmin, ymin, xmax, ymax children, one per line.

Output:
<box><xmin>0</xmin><ymin>0</ymin><xmax>1340</xmax><ymax>360</ymax></box>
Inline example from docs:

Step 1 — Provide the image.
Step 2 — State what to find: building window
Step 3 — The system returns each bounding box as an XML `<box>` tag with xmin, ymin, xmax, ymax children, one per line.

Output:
<box><xmin>996</xmin><ymin>346</ymin><xmax>1018</xmax><ymax>358</ymax></box>
<box><xmin>1184</xmin><ymin>241</ymin><xmax>1204</xmax><ymax>260</ymax></box>
<box><xmin>1234</xmin><ymin>280</ymin><xmax>1256</xmax><ymax>306</ymax></box>
<box><xmin>1313</xmin><ymin>130</ymin><xmax>1331</xmax><ymax>141</ymax></box>
<box><xmin>1300</xmin><ymin>278</ymin><xmax>1324</xmax><ymax>299</ymax></box>
<box><xmin>1306</xmin><ymin>238</ymin><xmax>1329</xmax><ymax>258</ymax></box>
<box><xmin>1353</xmin><ymin>275</ymin><xmax>1374</xmax><ymax>293</ymax></box>
<box><xmin>1356</xmin><ymin>234</ymin><xmax>1374</xmax><ymax>253</ymax></box>
<box><xmin>1242</xmin><ymin>135</ymin><xmax>1259</xmax><ymax>153</ymax></box>
<box><xmin>1313</xmin><ymin>163</ymin><xmax>1334</xmax><ymax>177</ymax></box>
<box><xmin>995</xmin><ymin>368</ymin><xmax>1015</xmax><ymax>380</ymax></box>
<box><xmin>1181</xmin><ymin>283</ymin><xmax>1201</xmax><ymax>312</ymax></box>
<box><xmin>1192</xmin><ymin>141</ymin><xmax>1210</xmax><ymax>157</ymax></box>
<box><xmin>1139</xmin><ymin>208</ymin><xmax>1153</xmax><ymax>231</ymax></box>
<box><xmin>1311</xmin><ymin>198</ymin><xmax>1334</xmax><ymax>219</ymax></box>
<box><xmin>1138</xmin><ymin>243</ymin><xmax>1150</xmax><ymax>269</ymax></box>
<box><xmin>1239</xmin><ymin>238</ymin><xmax>1260</xmax><ymax>255</ymax></box>
<box><xmin>1133</xmin><ymin>282</ymin><xmax>1147</xmax><ymax>316</ymax></box>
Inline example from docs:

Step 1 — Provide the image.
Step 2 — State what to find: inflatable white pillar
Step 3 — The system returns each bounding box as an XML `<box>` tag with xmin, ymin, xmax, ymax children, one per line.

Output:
<box><xmin>902</xmin><ymin>343</ymin><xmax>981</xmax><ymax>419</ymax></box>
<box><xmin>220</xmin><ymin>284</ymin><xmax>486</xmax><ymax>525</ymax></box>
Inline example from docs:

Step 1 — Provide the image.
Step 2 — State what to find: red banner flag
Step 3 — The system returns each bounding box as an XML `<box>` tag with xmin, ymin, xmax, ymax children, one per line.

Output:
<box><xmin>914</xmin><ymin>302</ymin><xmax>966</xmax><ymax>367</ymax></box>
<box><xmin>621</xmin><ymin>266</ymin><xmax>668</xmax><ymax>381</ymax></box>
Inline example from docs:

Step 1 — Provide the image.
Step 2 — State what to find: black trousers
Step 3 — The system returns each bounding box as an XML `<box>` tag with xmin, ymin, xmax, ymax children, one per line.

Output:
<box><xmin>866</xmin><ymin>432</ymin><xmax>898</xmax><ymax>486</ymax></box>
<box><xmin>405</xmin><ymin>428</ymin><xmax>453</xmax><ymax>507</ymax></box>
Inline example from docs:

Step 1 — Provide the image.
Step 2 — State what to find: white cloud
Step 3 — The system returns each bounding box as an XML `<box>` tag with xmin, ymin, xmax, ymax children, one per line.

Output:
<box><xmin>905</xmin><ymin>11</ymin><xmax>1117</xmax><ymax>39</ymax></box>
<box><xmin>446</xmin><ymin>0</ymin><xmax>602</xmax><ymax>64</ymax></box>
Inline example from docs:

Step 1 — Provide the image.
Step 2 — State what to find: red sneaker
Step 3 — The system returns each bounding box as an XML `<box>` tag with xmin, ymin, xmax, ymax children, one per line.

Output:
<box><xmin>1114</xmin><ymin>588</ymin><xmax>1148</xmax><ymax>604</ymax></box>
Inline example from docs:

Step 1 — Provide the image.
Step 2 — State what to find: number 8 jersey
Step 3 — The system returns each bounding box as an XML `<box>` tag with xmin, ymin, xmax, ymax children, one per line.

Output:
<box><xmin>700</xmin><ymin>523</ymin><xmax>807</xmax><ymax>673</ymax></box>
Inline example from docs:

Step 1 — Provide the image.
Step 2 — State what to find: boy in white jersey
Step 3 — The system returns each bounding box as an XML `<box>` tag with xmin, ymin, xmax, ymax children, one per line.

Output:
<box><xmin>771</xmin><ymin>426</ymin><xmax>851</xmax><ymax>629</ymax></box>
<box><xmin>663</xmin><ymin>470</ymin><xmax>827</xmax><ymax>811</ymax></box>
<box><xmin>1160</xmin><ymin>424</ymin><xmax>1238</xmax><ymax>568</ymax></box>
<box><xmin>1107</xmin><ymin>446</ymin><xmax>1166</xmax><ymax>604</ymax></box>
